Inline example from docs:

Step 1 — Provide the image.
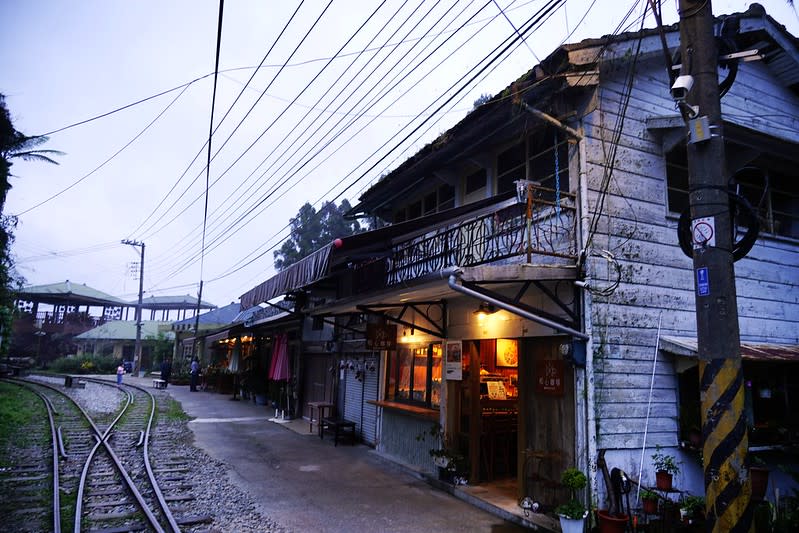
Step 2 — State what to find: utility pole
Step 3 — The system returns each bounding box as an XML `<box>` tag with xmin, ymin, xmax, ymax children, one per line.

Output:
<box><xmin>122</xmin><ymin>239</ymin><xmax>145</xmax><ymax>376</ymax></box>
<box><xmin>677</xmin><ymin>1</ymin><xmax>751</xmax><ymax>530</ymax></box>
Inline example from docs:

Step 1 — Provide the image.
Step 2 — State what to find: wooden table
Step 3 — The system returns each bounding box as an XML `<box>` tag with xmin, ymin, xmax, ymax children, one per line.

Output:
<box><xmin>308</xmin><ymin>401</ymin><xmax>334</xmax><ymax>433</ymax></box>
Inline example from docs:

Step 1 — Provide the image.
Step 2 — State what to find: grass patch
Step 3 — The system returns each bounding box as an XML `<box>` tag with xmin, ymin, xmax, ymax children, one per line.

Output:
<box><xmin>0</xmin><ymin>381</ymin><xmax>48</xmax><ymax>464</ymax></box>
<box><xmin>161</xmin><ymin>397</ymin><xmax>191</xmax><ymax>422</ymax></box>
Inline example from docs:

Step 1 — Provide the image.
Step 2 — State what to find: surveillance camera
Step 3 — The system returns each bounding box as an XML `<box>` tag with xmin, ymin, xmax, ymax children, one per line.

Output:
<box><xmin>671</xmin><ymin>75</ymin><xmax>694</xmax><ymax>101</ymax></box>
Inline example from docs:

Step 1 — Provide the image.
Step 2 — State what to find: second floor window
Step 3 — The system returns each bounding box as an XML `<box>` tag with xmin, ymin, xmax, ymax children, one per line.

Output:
<box><xmin>666</xmin><ymin>141</ymin><xmax>799</xmax><ymax>240</ymax></box>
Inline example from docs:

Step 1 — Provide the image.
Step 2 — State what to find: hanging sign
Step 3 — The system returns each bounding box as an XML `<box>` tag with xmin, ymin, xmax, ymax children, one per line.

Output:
<box><xmin>366</xmin><ymin>323</ymin><xmax>397</xmax><ymax>350</ymax></box>
<box><xmin>535</xmin><ymin>359</ymin><xmax>564</xmax><ymax>396</ymax></box>
<box><xmin>445</xmin><ymin>340</ymin><xmax>463</xmax><ymax>381</ymax></box>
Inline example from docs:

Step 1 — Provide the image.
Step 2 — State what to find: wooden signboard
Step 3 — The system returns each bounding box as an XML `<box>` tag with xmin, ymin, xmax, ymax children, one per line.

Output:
<box><xmin>366</xmin><ymin>323</ymin><xmax>397</xmax><ymax>350</ymax></box>
<box><xmin>535</xmin><ymin>359</ymin><xmax>564</xmax><ymax>396</ymax></box>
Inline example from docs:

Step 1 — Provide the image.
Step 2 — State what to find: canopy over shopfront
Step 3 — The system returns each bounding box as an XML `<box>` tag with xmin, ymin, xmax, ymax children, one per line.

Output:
<box><xmin>661</xmin><ymin>336</ymin><xmax>799</xmax><ymax>362</ymax></box>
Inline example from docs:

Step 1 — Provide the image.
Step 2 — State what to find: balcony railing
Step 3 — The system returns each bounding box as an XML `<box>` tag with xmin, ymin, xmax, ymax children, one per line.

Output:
<box><xmin>347</xmin><ymin>186</ymin><xmax>578</xmax><ymax>294</ymax></box>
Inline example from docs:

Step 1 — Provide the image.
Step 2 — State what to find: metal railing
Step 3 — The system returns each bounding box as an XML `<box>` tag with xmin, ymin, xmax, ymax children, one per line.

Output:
<box><xmin>348</xmin><ymin>186</ymin><xmax>578</xmax><ymax>292</ymax></box>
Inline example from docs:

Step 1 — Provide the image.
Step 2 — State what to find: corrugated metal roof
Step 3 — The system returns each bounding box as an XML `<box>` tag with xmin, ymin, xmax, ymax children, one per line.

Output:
<box><xmin>75</xmin><ymin>321</ymin><xmax>174</xmax><ymax>341</ymax></box>
<box><xmin>661</xmin><ymin>336</ymin><xmax>799</xmax><ymax>362</ymax></box>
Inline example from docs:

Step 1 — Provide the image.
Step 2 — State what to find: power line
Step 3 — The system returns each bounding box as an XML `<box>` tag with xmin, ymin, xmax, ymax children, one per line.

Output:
<box><xmin>205</xmin><ymin>0</ymin><xmax>568</xmax><ymax>284</ymax></box>
<box><xmin>127</xmin><ymin>1</ymin><xmax>309</xmax><ymax>239</ymax></box>
<box><xmin>147</xmin><ymin>0</ymin><xmax>485</xmax><ymax>279</ymax></box>
<box><xmin>12</xmin><ymin>84</ymin><xmax>191</xmax><ymax>217</ymax></box>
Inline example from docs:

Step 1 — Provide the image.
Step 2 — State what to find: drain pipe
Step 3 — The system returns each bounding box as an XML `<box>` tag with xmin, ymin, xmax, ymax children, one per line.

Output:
<box><xmin>447</xmin><ymin>274</ymin><xmax>588</xmax><ymax>340</ymax></box>
<box><xmin>577</xmin><ymin>127</ymin><xmax>599</xmax><ymax>514</ymax></box>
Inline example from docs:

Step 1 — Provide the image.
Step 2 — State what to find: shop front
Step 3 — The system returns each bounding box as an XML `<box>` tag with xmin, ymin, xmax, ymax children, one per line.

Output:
<box><xmin>318</xmin><ymin>269</ymin><xmax>584</xmax><ymax>514</ymax></box>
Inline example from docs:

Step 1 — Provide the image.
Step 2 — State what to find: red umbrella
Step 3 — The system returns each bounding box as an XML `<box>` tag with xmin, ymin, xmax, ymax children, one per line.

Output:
<box><xmin>268</xmin><ymin>333</ymin><xmax>290</xmax><ymax>381</ymax></box>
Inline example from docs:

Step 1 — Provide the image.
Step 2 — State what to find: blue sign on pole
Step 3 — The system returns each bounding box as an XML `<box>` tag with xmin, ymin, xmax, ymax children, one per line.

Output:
<box><xmin>696</xmin><ymin>267</ymin><xmax>710</xmax><ymax>296</ymax></box>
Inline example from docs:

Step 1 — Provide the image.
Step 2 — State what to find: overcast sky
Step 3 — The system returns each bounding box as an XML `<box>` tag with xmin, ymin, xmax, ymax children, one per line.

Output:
<box><xmin>2</xmin><ymin>0</ymin><xmax>797</xmax><ymax>308</ymax></box>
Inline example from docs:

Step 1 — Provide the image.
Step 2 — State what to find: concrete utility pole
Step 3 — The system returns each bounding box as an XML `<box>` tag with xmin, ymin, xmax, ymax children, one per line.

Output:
<box><xmin>122</xmin><ymin>239</ymin><xmax>145</xmax><ymax>376</ymax></box>
<box><xmin>677</xmin><ymin>1</ymin><xmax>751</xmax><ymax>530</ymax></box>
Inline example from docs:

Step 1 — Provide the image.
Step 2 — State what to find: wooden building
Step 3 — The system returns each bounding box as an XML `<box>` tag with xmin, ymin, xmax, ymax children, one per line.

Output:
<box><xmin>241</xmin><ymin>5</ymin><xmax>799</xmax><ymax>524</ymax></box>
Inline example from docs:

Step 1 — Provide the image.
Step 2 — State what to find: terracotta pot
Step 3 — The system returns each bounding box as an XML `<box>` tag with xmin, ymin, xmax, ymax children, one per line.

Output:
<box><xmin>655</xmin><ymin>470</ymin><xmax>673</xmax><ymax>491</ymax></box>
<box><xmin>750</xmin><ymin>466</ymin><xmax>770</xmax><ymax>501</ymax></box>
<box><xmin>642</xmin><ymin>498</ymin><xmax>658</xmax><ymax>515</ymax></box>
<box><xmin>596</xmin><ymin>509</ymin><xmax>628</xmax><ymax>533</ymax></box>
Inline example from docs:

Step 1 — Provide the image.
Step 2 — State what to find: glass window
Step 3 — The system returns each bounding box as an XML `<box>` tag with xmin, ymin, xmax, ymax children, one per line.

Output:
<box><xmin>424</xmin><ymin>191</ymin><xmax>438</xmax><ymax>215</ymax></box>
<box><xmin>438</xmin><ymin>184</ymin><xmax>455</xmax><ymax>210</ymax></box>
<box><xmin>465</xmin><ymin>168</ymin><xmax>487</xmax><ymax>195</ymax></box>
<box><xmin>387</xmin><ymin>342</ymin><xmax>442</xmax><ymax>408</ymax></box>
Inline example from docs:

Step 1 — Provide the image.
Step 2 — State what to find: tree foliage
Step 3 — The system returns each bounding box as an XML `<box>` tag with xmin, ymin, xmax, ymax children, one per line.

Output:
<box><xmin>273</xmin><ymin>199</ymin><xmax>362</xmax><ymax>271</ymax></box>
<box><xmin>0</xmin><ymin>94</ymin><xmax>62</xmax><ymax>356</ymax></box>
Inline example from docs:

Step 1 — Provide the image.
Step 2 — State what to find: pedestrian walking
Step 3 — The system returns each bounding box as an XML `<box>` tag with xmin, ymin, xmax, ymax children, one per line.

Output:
<box><xmin>160</xmin><ymin>358</ymin><xmax>172</xmax><ymax>387</ymax></box>
<box><xmin>190</xmin><ymin>358</ymin><xmax>199</xmax><ymax>391</ymax></box>
<box><xmin>116</xmin><ymin>363</ymin><xmax>124</xmax><ymax>385</ymax></box>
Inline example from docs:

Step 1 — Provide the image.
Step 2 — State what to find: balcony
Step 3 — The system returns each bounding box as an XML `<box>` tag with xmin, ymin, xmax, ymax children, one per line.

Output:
<box><xmin>348</xmin><ymin>186</ymin><xmax>578</xmax><ymax>294</ymax></box>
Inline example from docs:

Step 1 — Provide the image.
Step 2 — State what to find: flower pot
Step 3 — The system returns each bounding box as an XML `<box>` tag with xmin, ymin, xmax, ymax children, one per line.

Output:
<box><xmin>558</xmin><ymin>514</ymin><xmax>585</xmax><ymax>533</ymax></box>
<box><xmin>596</xmin><ymin>509</ymin><xmax>628</xmax><ymax>533</ymax></box>
<box><xmin>655</xmin><ymin>470</ymin><xmax>673</xmax><ymax>491</ymax></box>
<box><xmin>750</xmin><ymin>466</ymin><xmax>770</xmax><ymax>501</ymax></box>
<box><xmin>642</xmin><ymin>498</ymin><xmax>658</xmax><ymax>515</ymax></box>
<box><xmin>437</xmin><ymin>466</ymin><xmax>455</xmax><ymax>484</ymax></box>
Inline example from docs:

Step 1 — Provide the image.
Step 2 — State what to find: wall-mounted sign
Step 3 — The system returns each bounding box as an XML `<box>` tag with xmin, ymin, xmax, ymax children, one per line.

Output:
<box><xmin>536</xmin><ymin>359</ymin><xmax>564</xmax><ymax>396</ymax></box>
<box><xmin>445</xmin><ymin>340</ymin><xmax>463</xmax><ymax>381</ymax></box>
<box><xmin>366</xmin><ymin>323</ymin><xmax>397</xmax><ymax>350</ymax></box>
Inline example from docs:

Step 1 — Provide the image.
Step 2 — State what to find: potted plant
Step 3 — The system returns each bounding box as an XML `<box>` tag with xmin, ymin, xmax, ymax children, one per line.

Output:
<box><xmin>640</xmin><ymin>489</ymin><xmax>659</xmax><ymax>515</ymax></box>
<box><xmin>652</xmin><ymin>447</ymin><xmax>681</xmax><ymax>490</ymax></box>
<box><xmin>681</xmin><ymin>495</ymin><xmax>705</xmax><ymax>524</ymax></box>
<box><xmin>554</xmin><ymin>467</ymin><xmax>588</xmax><ymax>533</ymax></box>
<box><xmin>429</xmin><ymin>448</ymin><xmax>466</xmax><ymax>483</ymax></box>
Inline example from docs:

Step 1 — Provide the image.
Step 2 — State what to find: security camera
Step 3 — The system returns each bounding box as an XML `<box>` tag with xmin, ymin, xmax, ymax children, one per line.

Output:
<box><xmin>671</xmin><ymin>75</ymin><xmax>694</xmax><ymax>101</ymax></box>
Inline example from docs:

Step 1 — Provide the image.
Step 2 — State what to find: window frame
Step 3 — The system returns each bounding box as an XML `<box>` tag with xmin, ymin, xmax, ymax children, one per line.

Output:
<box><xmin>385</xmin><ymin>341</ymin><xmax>442</xmax><ymax>409</ymax></box>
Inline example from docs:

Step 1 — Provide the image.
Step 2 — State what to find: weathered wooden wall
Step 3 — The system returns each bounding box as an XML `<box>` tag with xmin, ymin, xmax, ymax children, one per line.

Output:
<box><xmin>581</xmin><ymin>49</ymin><xmax>799</xmax><ymax>461</ymax></box>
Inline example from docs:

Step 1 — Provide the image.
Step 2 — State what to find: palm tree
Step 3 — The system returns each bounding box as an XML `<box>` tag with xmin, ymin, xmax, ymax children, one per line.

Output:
<box><xmin>1</xmin><ymin>94</ymin><xmax>64</xmax><ymax>213</ymax></box>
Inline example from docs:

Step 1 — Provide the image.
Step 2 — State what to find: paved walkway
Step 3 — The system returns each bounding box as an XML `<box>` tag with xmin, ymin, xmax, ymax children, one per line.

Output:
<box><xmin>128</xmin><ymin>375</ymin><xmax>536</xmax><ymax>533</ymax></box>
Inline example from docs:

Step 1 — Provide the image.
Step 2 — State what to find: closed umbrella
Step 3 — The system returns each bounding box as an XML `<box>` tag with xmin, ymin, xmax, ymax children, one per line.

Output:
<box><xmin>268</xmin><ymin>333</ymin><xmax>289</xmax><ymax>380</ymax></box>
<box><xmin>268</xmin><ymin>333</ymin><xmax>291</xmax><ymax>421</ymax></box>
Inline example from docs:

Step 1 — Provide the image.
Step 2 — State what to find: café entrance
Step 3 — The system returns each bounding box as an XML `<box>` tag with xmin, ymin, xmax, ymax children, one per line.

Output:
<box><xmin>452</xmin><ymin>336</ymin><xmax>575</xmax><ymax>508</ymax></box>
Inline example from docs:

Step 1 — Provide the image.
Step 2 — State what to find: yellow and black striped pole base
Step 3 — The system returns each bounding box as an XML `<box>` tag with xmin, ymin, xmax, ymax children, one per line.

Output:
<box><xmin>700</xmin><ymin>358</ymin><xmax>753</xmax><ymax>532</ymax></box>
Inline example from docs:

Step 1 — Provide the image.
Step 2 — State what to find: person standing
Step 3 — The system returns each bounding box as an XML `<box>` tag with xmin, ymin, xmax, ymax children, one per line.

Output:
<box><xmin>116</xmin><ymin>363</ymin><xmax>124</xmax><ymax>385</ymax></box>
<box><xmin>160</xmin><ymin>358</ymin><xmax>172</xmax><ymax>387</ymax></box>
<box><xmin>190</xmin><ymin>358</ymin><xmax>199</xmax><ymax>391</ymax></box>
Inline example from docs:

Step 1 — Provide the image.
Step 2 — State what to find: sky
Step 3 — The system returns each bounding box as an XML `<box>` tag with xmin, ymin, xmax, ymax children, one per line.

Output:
<box><xmin>2</xmin><ymin>0</ymin><xmax>798</xmax><ymax>309</ymax></box>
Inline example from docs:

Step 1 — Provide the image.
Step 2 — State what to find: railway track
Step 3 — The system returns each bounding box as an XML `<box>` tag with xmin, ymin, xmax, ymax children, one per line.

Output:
<box><xmin>1</xmin><ymin>376</ymin><xmax>211</xmax><ymax>532</ymax></box>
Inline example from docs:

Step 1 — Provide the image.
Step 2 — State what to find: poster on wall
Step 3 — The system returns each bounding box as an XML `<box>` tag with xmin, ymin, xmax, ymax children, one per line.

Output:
<box><xmin>496</xmin><ymin>338</ymin><xmax>519</xmax><ymax>367</ymax></box>
<box><xmin>445</xmin><ymin>340</ymin><xmax>462</xmax><ymax>381</ymax></box>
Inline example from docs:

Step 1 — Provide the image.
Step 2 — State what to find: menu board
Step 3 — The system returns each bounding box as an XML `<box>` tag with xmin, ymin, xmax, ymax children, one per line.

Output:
<box><xmin>486</xmin><ymin>380</ymin><xmax>507</xmax><ymax>400</ymax></box>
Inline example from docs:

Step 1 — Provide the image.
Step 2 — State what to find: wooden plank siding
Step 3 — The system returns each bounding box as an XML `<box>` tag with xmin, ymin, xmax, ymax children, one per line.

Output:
<box><xmin>581</xmin><ymin>51</ymin><xmax>799</xmax><ymax>453</ymax></box>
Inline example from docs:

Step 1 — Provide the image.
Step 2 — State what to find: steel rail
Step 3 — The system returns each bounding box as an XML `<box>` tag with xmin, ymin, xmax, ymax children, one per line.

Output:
<box><xmin>5</xmin><ymin>379</ymin><xmax>62</xmax><ymax>533</ymax></box>
<box><xmin>82</xmin><ymin>376</ymin><xmax>181</xmax><ymax>533</ymax></box>
<box><xmin>12</xmin><ymin>377</ymin><xmax>166</xmax><ymax>533</ymax></box>
<box><xmin>71</xmin><ymin>380</ymin><xmax>166</xmax><ymax>533</ymax></box>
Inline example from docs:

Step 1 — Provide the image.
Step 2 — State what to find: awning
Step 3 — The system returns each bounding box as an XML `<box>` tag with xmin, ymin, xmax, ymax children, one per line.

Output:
<box><xmin>241</xmin><ymin>244</ymin><xmax>334</xmax><ymax>309</ymax></box>
<box><xmin>204</xmin><ymin>330</ymin><xmax>231</xmax><ymax>344</ymax></box>
<box><xmin>661</xmin><ymin>336</ymin><xmax>799</xmax><ymax>362</ymax></box>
